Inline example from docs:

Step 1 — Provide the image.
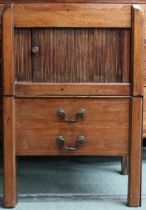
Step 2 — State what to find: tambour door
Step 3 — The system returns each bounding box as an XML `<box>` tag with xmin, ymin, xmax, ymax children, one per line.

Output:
<box><xmin>3</xmin><ymin>4</ymin><xmax>144</xmax><ymax>97</ymax></box>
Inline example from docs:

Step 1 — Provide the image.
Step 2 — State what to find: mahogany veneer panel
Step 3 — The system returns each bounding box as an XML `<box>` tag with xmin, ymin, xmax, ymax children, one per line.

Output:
<box><xmin>15</xmin><ymin>28</ymin><xmax>130</xmax><ymax>83</ymax></box>
<box><xmin>15</xmin><ymin>83</ymin><xmax>131</xmax><ymax>96</ymax></box>
<box><xmin>15</xmin><ymin>98</ymin><xmax>130</xmax><ymax>156</ymax></box>
<box><xmin>13</xmin><ymin>4</ymin><xmax>131</xmax><ymax>28</ymax></box>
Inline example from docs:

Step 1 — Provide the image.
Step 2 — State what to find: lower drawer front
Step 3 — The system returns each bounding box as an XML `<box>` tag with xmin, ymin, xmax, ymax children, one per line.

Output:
<box><xmin>15</xmin><ymin>98</ymin><xmax>130</xmax><ymax>156</ymax></box>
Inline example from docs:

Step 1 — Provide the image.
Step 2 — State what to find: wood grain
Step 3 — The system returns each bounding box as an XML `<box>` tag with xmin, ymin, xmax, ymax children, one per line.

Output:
<box><xmin>121</xmin><ymin>156</ymin><xmax>129</xmax><ymax>175</ymax></box>
<box><xmin>0</xmin><ymin>1</ymin><xmax>144</xmax><ymax>208</ymax></box>
<box><xmin>1</xmin><ymin>0</ymin><xmax>146</xmax><ymax>3</ymax></box>
<box><xmin>3</xmin><ymin>4</ymin><xmax>14</xmax><ymax>96</ymax></box>
<box><xmin>143</xmin><ymin>43</ymin><xmax>146</xmax><ymax>85</ymax></box>
<box><xmin>131</xmin><ymin>5</ymin><xmax>144</xmax><ymax>96</ymax></box>
<box><xmin>144</xmin><ymin>5</ymin><xmax>146</xmax><ymax>40</ymax></box>
<box><xmin>15</xmin><ymin>83</ymin><xmax>131</xmax><ymax>96</ymax></box>
<box><xmin>0</xmin><ymin>5</ymin><xmax>5</xmax><ymax>90</ymax></box>
<box><xmin>30</xmin><ymin>28</ymin><xmax>130</xmax><ymax>83</ymax></box>
<box><xmin>14</xmin><ymin>4</ymin><xmax>131</xmax><ymax>28</ymax></box>
<box><xmin>3</xmin><ymin>97</ymin><xmax>17</xmax><ymax>208</ymax></box>
<box><xmin>143</xmin><ymin>87</ymin><xmax>146</xmax><ymax>137</ymax></box>
<box><xmin>15</xmin><ymin>98</ymin><xmax>129</xmax><ymax>156</ymax></box>
<box><xmin>128</xmin><ymin>97</ymin><xmax>142</xmax><ymax>207</ymax></box>
<box><xmin>129</xmin><ymin>5</ymin><xmax>146</xmax><ymax>84</ymax></box>
<box><xmin>15</xmin><ymin>28</ymin><xmax>131</xmax><ymax>83</ymax></box>
<box><xmin>15</xmin><ymin>29</ymin><xmax>32</xmax><ymax>82</ymax></box>
<box><xmin>0</xmin><ymin>5</ymin><xmax>5</xmax><ymax>143</ymax></box>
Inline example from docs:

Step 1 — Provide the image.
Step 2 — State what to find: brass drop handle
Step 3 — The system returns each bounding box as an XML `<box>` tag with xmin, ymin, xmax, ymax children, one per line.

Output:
<box><xmin>56</xmin><ymin>108</ymin><xmax>86</xmax><ymax>123</ymax></box>
<box><xmin>32</xmin><ymin>46</ymin><xmax>39</xmax><ymax>54</ymax></box>
<box><xmin>56</xmin><ymin>135</ymin><xmax>86</xmax><ymax>151</ymax></box>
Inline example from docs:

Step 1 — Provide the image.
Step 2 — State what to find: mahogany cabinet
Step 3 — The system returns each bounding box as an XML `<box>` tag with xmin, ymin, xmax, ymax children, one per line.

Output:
<box><xmin>1</xmin><ymin>3</ymin><xmax>144</xmax><ymax>208</ymax></box>
<box><xmin>0</xmin><ymin>3</ymin><xmax>146</xmax><ymax>137</ymax></box>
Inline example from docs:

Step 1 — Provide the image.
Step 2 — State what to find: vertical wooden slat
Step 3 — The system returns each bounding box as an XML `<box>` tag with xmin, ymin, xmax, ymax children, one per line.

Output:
<box><xmin>31</xmin><ymin>28</ymin><xmax>130</xmax><ymax>83</ymax></box>
<box><xmin>15</xmin><ymin>29</ymin><xmax>32</xmax><ymax>82</ymax></box>
<box><xmin>3</xmin><ymin>97</ymin><xmax>17</xmax><ymax>207</ymax></box>
<box><xmin>128</xmin><ymin>97</ymin><xmax>142</xmax><ymax>207</ymax></box>
<box><xmin>132</xmin><ymin>5</ymin><xmax>144</xmax><ymax>96</ymax></box>
<box><xmin>3</xmin><ymin>4</ymin><xmax>14</xmax><ymax>95</ymax></box>
<box><xmin>121</xmin><ymin>30</ymin><xmax>130</xmax><ymax>83</ymax></box>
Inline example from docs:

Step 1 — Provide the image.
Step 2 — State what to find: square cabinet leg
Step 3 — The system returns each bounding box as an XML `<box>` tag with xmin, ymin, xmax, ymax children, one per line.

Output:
<box><xmin>128</xmin><ymin>98</ymin><xmax>142</xmax><ymax>207</ymax></box>
<box><xmin>3</xmin><ymin>97</ymin><xmax>17</xmax><ymax>208</ymax></box>
<box><xmin>121</xmin><ymin>156</ymin><xmax>129</xmax><ymax>175</ymax></box>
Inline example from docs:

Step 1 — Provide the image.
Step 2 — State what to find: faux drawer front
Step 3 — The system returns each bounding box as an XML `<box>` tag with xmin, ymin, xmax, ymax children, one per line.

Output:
<box><xmin>15</xmin><ymin>98</ymin><xmax>130</xmax><ymax>156</ymax></box>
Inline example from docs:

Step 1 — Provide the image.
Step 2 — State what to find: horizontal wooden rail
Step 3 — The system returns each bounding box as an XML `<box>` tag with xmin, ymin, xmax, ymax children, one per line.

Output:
<box><xmin>15</xmin><ymin>83</ymin><xmax>131</xmax><ymax>97</ymax></box>
<box><xmin>14</xmin><ymin>4</ymin><xmax>131</xmax><ymax>28</ymax></box>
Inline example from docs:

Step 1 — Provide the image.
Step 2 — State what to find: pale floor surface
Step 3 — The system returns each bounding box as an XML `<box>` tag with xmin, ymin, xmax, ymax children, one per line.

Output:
<box><xmin>0</xmin><ymin>149</ymin><xmax>146</xmax><ymax>210</ymax></box>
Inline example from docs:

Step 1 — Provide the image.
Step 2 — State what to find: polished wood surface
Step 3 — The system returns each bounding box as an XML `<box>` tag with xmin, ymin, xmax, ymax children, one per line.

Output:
<box><xmin>14</xmin><ymin>4</ymin><xmax>131</xmax><ymax>28</ymax></box>
<box><xmin>121</xmin><ymin>156</ymin><xmax>129</xmax><ymax>175</ymax></box>
<box><xmin>15</xmin><ymin>98</ymin><xmax>130</xmax><ymax>156</ymax></box>
<box><xmin>131</xmin><ymin>5</ymin><xmax>144</xmax><ymax>96</ymax></box>
<box><xmin>128</xmin><ymin>97</ymin><xmax>142</xmax><ymax>207</ymax></box>
<box><xmin>15</xmin><ymin>29</ymin><xmax>32</xmax><ymax>82</ymax></box>
<box><xmin>0</xmin><ymin>5</ymin><xmax>4</xmax><ymax>91</ymax></box>
<box><xmin>142</xmin><ymin>6</ymin><xmax>146</xmax><ymax>136</ymax></box>
<box><xmin>15</xmin><ymin>83</ymin><xmax>131</xmax><ymax>96</ymax></box>
<box><xmin>0</xmin><ymin>0</ymin><xmax>145</xmax><ymax>4</ymax></box>
<box><xmin>144</xmin><ymin>44</ymin><xmax>146</xmax><ymax>85</ymax></box>
<box><xmin>11</xmin><ymin>4</ymin><xmax>132</xmax><ymax>97</ymax></box>
<box><xmin>143</xmin><ymin>6</ymin><xmax>146</xmax><ymax>136</ymax></box>
<box><xmin>143</xmin><ymin>88</ymin><xmax>146</xmax><ymax>136</ymax></box>
<box><xmin>129</xmin><ymin>8</ymin><xmax>143</xmax><ymax>207</ymax></box>
<box><xmin>0</xmin><ymin>5</ymin><xmax>4</xmax><ymax>142</ymax></box>
<box><xmin>2</xmin><ymin>2</ymin><xmax>144</xmax><ymax>208</ymax></box>
<box><xmin>0</xmin><ymin>3</ymin><xmax>145</xmax><ymax>135</ymax></box>
<box><xmin>15</xmin><ymin>28</ymin><xmax>130</xmax><ymax>83</ymax></box>
<box><xmin>3</xmin><ymin>97</ymin><xmax>17</xmax><ymax>208</ymax></box>
<box><xmin>3</xmin><ymin>4</ymin><xmax>14</xmax><ymax>96</ymax></box>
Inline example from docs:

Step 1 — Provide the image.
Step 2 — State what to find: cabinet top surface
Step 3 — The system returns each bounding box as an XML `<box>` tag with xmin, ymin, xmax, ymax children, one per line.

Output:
<box><xmin>0</xmin><ymin>0</ymin><xmax>146</xmax><ymax>4</ymax></box>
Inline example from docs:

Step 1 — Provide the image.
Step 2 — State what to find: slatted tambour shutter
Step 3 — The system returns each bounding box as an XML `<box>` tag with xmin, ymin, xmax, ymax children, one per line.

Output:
<box><xmin>15</xmin><ymin>28</ymin><xmax>130</xmax><ymax>83</ymax></box>
<box><xmin>3</xmin><ymin>4</ymin><xmax>144</xmax><ymax>96</ymax></box>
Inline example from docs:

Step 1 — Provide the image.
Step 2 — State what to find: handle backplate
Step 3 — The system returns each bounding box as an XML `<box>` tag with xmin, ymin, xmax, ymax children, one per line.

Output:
<box><xmin>56</xmin><ymin>135</ymin><xmax>86</xmax><ymax>151</ymax></box>
<box><xmin>57</xmin><ymin>108</ymin><xmax>86</xmax><ymax>123</ymax></box>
